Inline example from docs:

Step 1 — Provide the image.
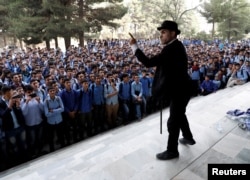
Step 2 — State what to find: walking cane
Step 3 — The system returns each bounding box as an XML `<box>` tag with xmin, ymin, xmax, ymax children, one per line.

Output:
<box><xmin>160</xmin><ymin>100</ymin><xmax>162</xmax><ymax>134</ymax></box>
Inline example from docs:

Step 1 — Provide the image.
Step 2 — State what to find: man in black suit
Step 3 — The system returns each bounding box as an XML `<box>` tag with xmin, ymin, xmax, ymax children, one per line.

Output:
<box><xmin>0</xmin><ymin>85</ymin><xmax>27</xmax><ymax>164</ymax></box>
<box><xmin>129</xmin><ymin>20</ymin><xmax>196</xmax><ymax>160</ymax></box>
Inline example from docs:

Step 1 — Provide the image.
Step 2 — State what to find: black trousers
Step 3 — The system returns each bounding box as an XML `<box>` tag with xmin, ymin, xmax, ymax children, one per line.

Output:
<box><xmin>62</xmin><ymin>112</ymin><xmax>78</xmax><ymax>143</ymax></box>
<box><xmin>92</xmin><ymin>104</ymin><xmax>105</xmax><ymax>131</ymax></box>
<box><xmin>78</xmin><ymin>112</ymin><xmax>93</xmax><ymax>138</ymax></box>
<box><xmin>166</xmin><ymin>92</ymin><xmax>194</xmax><ymax>153</ymax></box>
<box><xmin>46</xmin><ymin>122</ymin><xmax>65</xmax><ymax>152</ymax></box>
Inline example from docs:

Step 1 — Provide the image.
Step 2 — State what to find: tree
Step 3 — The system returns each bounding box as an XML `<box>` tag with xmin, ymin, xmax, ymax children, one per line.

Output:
<box><xmin>199</xmin><ymin>0</ymin><xmax>225</xmax><ymax>38</ymax></box>
<box><xmin>6</xmin><ymin>0</ymin><xmax>45</xmax><ymax>46</ymax></box>
<box><xmin>1</xmin><ymin>0</ymin><xmax>127</xmax><ymax>49</ymax></box>
<box><xmin>75</xmin><ymin>0</ymin><xmax>127</xmax><ymax>46</ymax></box>
<box><xmin>218</xmin><ymin>0</ymin><xmax>250</xmax><ymax>41</ymax></box>
<box><xmin>42</xmin><ymin>0</ymin><xmax>127</xmax><ymax>49</ymax></box>
<box><xmin>42</xmin><ymin>0</ymin><xmax>77</xmax><ymax>49</ymax></box>
<box><xmin>0</xmin><ymin>0</ymin><xmax>9</xmax><ymax>45</ymax></box>
<box><xmin>125</xmin><ymin>0</ymin><xmax>201</xmax><ymax>38</ymax></box>
<box><xmin>200</xmin><ymin>0</ymin><xmax>250</xmax><ymax>41</ymax></box>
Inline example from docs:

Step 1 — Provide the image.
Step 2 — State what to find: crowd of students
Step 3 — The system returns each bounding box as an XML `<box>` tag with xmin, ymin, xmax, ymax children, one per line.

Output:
<box><xmin>0</xmin><ymin>37</ymin><xmax>250</xmax><ymax>171</ymax></box>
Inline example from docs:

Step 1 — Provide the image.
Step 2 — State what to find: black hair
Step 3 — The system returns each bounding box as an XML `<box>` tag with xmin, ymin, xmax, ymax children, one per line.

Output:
<box><xmin>44</xmin><ymin>74</ymin><xmax>51</xmax><ymax>80</ymax></box>
<box><xmin>63</xmin><ymin>78</ymin><xmax>70</xmax><ymax>83</ymax></box>
<box><xmin>1</xmin><ymin>85</ymin><xmax>11</xmax><ymax>94</ymax></box>
<box><xmin>23</xmin><ymin>85</ymin><xmax>34</xmax><ymax>92</ymax></box>
<box><xmin>47</xmin><ymin>86</ymin><xmax>55</xmax><ymax>91</ymax></box>
<box><xmin>80</xmin><ymin>79</ymin><xmax>88</xmax><ymax>84</ymax></box>
<box><xmin>30</xmin><ymin>78</ymin><xmax>40</xmax><ymax>84</ymax></box>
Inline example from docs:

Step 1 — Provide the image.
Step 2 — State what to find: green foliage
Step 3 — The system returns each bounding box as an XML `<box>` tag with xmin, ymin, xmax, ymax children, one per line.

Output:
<box><xmin>0</xmin><ymin>0</ymin><xmax>127</xmax><ymax>48</ymax></box>
<box><xmin>125</xmin><ymin>0</ymin><xmax>198</xmax><ymax>38</ymax></box>
<box><xmin>200</xmin><ymin>0</ymin><xmax>250</xmax><ymax>41</ymax></box>
<box><xmin>199</xmin><ymin>0</ymin><xmax>225</xmax><ymax>23</ymax></box>
<box><xmin>218</xmin><ymin>0</ymin><xmax>250</xmax><ymax>41</ymax></box>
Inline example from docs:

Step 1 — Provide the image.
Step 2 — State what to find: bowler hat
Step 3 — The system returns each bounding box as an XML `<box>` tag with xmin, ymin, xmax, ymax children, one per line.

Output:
<box><xmin>157</xmin><ymin>20</ymin><xmax>181</xmax><ymax>35</ymax></box>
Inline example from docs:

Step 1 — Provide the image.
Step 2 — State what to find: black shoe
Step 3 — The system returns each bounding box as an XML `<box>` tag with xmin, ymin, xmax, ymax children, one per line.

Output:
<box><xmin>156</xmin><ymin>150</ymin><xmax>179</xmax><ymax>160</ymax></box>
<box><xmin>179</xmin><ymin>138</ymin><xmax>196</xmax><ymax>145</ymax></box>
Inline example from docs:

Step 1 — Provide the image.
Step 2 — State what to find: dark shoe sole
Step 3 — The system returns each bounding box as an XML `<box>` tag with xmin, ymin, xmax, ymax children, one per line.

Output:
<box><xmin>156</xmin><ymin>151</ymin><xmax>179</xmax><ymax>160</ymax></box>
<box><xmin>179</xmin><ymin>138</ymin><xmax>196</xmax><ymax>145</ymax></box>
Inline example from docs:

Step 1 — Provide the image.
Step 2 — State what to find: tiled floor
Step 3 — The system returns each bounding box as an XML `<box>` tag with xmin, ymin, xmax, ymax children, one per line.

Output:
<box><xmin>1</xmin><ymin>83</ymin><xmax>250</xmax><ymax>180</ymax></box>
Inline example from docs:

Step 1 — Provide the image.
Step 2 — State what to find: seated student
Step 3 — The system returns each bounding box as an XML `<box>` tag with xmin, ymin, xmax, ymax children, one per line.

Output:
<box><xmin>190</xmin><ymin>61</ymin><xmax>201</xmax><ymax>96</ymax></box>
<box><xmin>215</xmin><ymin>68</ymin><xmax>227</xmax><ymax>89</ymax></box>
<box><xmin>200</xmin><ymin>75</ymin><xmax>217</xmax><ymax>96</ymax></box>
<box><xmin>212</xmin><ymin>75</ymin><xmax>221</xmax><ymax>90</ymax></box>
<box><xmin>226</xmin><ymin>63</ymin><xmax>248</xmax><ymax>87</ymax></box>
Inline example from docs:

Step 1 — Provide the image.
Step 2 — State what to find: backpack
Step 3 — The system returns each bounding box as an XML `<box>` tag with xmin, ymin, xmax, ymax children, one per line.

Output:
<box><xmin>40</xmin><ymin>88</ymin><xmax>46</xmax><ymax>100</ymax></box>
<box><xmin>75</xmin><ymin>83</ymin><xmax>80</xmax><ymax>90</ymax></box>
<box><xmin>78</xmin><ymin>89</ymin><xmax>92</xmax><ymax>111</ymax></box>
<box><xmin>91</xmin><ymin>84</ymin><xmax>105</xmax><ymax>104</ymax></box>
<box><xmin>45</xmin><ymin>96</ymin><xmax>61</xmax><ymax>110</ymax></box>
<box><xmin>241</xmin><ymin>69</ymin><xmax>250</xmax><ymax>82</ymax></box>
<box><xmin>119</xmin><ymin>82</ymin><xmax>131</xmax><ymax>98</ymax></box>
<box><xmin>238</xmin><ymin>118</ymin><xmax>250</xmax><ymax>131</ymax></box>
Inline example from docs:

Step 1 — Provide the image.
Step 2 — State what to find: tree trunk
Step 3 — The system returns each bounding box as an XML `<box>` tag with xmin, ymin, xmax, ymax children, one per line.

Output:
<box><xmin>64</xmin><ymin>36</ymin><xmax>71</xmax><ymax>51</ymax></box>
<box><xmin>212</xmin><ymin>21</ymin><xmax>215</xmax><ymax>39</ymax></box>
<box><xmin>227</xmin><ymin>19</ymin><xmax>231</xmax><ymax>42</ymax></box>
<box><xmin>79</xmin><ymin>31</ymin><xmax>84</xmax><ymax>47</ymax></box>
<box><xmin>3</xmin><ymin>34</ymin><xmax>7</xmax><ymax>46</ymax></box>
<box><xmin>78</xmin><ymin>0</ymin><xmax>84</xmax><ymax>47</ymax></box>
<box><xmin>45</xmin><ymin>39</ymin><xmax>50</xmax><ymax>49</ymax></box>
<box><xmin>54</xmin><ymin>37</ymin><xmax>58</xmax><ymax>49</ymax></box>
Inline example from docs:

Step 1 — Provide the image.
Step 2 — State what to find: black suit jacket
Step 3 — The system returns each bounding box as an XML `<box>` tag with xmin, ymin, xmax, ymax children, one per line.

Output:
<box><xmin>0</xmin><ymin>98</ymin><xmax>25</xmax><ymax>131</ymax></box>
<box><xmin>135</xmin><ymin>39</ymin><xmax>191</xmax><ymax>99</ymax></box>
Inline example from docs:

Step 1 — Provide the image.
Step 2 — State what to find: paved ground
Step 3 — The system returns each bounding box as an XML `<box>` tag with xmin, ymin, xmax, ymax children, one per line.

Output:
<box><xmin>0</xmin><ymin>83</ymin><xmax>250</xmax><ymax>180</ymax></box>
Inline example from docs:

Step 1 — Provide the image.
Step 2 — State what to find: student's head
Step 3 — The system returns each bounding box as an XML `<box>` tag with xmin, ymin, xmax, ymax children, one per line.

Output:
<box><xmin>44</xmin><ymin>74</ymin><xmax>52</xmax><ymax>85</ymax></box>
<box><xmin>50</xmin><ymin>81</ymin><xmax>58</xmax><ymax>92</ymax></box>
<box><xmin>142</xmin><ymin>69</ymin><xmax>147</xmax><ymax>77</ymax></box>
<box><xmin>23</xmin><ymin>85</ymin><xmax>34</xmax><ymax>95</ymax></box>
<box><xmin>11</xmin><ymin>73</ymin><xmax>20</xmax><ymax>83</ymax></box>
<box><xmin>235</xmin><ymin>63</ymin><xmax>241</xmax><ymax>69</ymax></box>
<box><xmin>106</xmin><ymin>73</ymin><xmax>113</xmax><ymax>83</ymax></box>
<box><xmin>1</xmin><ymin>85</ymin><xmax>14</xmax><ymax>100</ymax></box>
<box><xmin>205</xmin><ymin>75</ymin><xmax>210</xmax><ymax>81</ymax></box>
<box><xmin>89</xmin><ymin>73</ymin><xmax>95</xmax><ymax>82</ymax></box>
<box><xmin>3</xmin><ymin>69</ymin><xmax>11</xmax><ymax>78</ymax></box>
<box><xmin>30</xmin><ymin>79</ymin><xmax>40</xmax><ymax>90</ymax></box>
<box><xmin>14</xmin><ymin>87</ymin><xmax>23</xmax><ymax>99</ymax></box>
<box><xmin>66</xmin><ymin>67</ymin><xmax>73</xmax><ymax>77</ymax></box>
<box><xmin>134</xmin><ymin>74</ymin><xmax>140</xmax><ymax>83</ymax></box>
<box><xmin>94</xmin><ymin>75</ymin><xmax>101</xmax><ymax>84</ymax></box>
<box><xmin>122</xmin><ymin>73</ymin><xmax>129</xmax><ymax>82</ymax></box>
<box><xmin>58</xmin><ymin>66</ymin><xmax>65</xmax><ymax>74</ymax></box>
<box><xmin>1</xmin><ymin>85</ymin><xmax>19</xmax><ymax>100</ymax></box>
<box><xmin>36</xmin><ymin>70</ymin><xmax>43</xmax><ymax>79</ymax></box>
<box><xmin>47</xmin><ymin>86</ymin><xmax>56</xmax><ymax>98</ymax></box>
<box><xmin>76</xmin><ymin>71</ymin><xmax>85</xmax><ymax>81</ymax></box>
<box><xmin>64</xmin><ymin>78</ymin><xmax>71</xmax><ymax>90</ymax></box>
<box><xmin>81</xmin><ymin>79</ymin><xmax>89</xmax><ymax>90</ymax></box>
